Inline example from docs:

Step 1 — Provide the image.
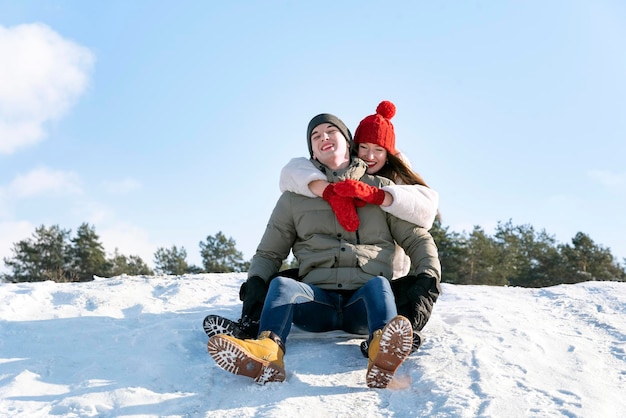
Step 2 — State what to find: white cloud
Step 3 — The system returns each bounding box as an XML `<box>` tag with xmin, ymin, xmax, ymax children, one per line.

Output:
<box><xmin>102</xmin><ymin>178</ymin><xmax>142</xmax><ymax>195</ymax></box>
<box><xmin>0</xmin><ymin>23</ymin><xmax>94</xmax><ymax>154</ymax></box>
<box><xmin>9</xmin><ymin>167</ymin><xmax>82</xmax><ymax>198</ymax></box>
<box><xmin>99</xmin><ymin>223</ymin><xmax>157</xmax><ymax>267</ymax></box>
<box><xmin>588</xmin><ymin>169</ymin><xmax>626</xmax><ymax>190</ymax></box>
<box><xmin>0</xmin><ymin>188</ymin><xmax>10</xmax><ymax>218</ymax></box>
<box><xmin>73</xmin><ymin>200</ymin><xmax>112</xmax><ymax>224</ymax></box>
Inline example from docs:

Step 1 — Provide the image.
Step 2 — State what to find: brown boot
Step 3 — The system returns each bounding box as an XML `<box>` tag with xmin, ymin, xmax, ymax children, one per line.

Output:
<box><xmin>366</xmin><ymin>315</ymin><xmax>413</xmax><ymax>388</ymax></box>
<box><xmin>207</xmin><ymin>331</ymin><xmax>286</xmax><ymax>384</ymax></box>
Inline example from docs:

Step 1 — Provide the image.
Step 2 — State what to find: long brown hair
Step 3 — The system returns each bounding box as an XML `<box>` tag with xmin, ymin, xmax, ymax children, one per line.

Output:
<box><xmin>376</xmin><ymin>152</ymin><xmax>429</xmax><ymax>187</ymax></box>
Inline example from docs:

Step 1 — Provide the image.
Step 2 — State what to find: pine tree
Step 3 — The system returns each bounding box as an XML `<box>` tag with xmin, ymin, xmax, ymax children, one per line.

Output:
<box><xmin>560</xmin><ymin>232</ymin><xmax>626</xmax><ymax>282</ymax></box>
<box><xmin>69</xmin><ymin>223</ymin><xmax>108</xmax><ymax>281</ymax></box>
<box><xmin>429</xmin><ymin>218</ymin><xmax>466</xmax><ymax>284</ymax></box>
<box><xmin>3</xmin><ymin>225</ymin><xmax>73</xmax><ymax>282</ymax></box>
<box><xmin>199</xmin><ymin>231</ymin><xmax>248</xmax><ymax>273</ymax></box>
<box><xmin>154</xmin><ymin>245</ymin><xmax>190</xmax><ymax>275</ymax></box>
<box><xmin>107</xmin><ymin>249</ymin><xmax>153</xmax><ymax>276</ymax></box>
<box><xmin>465</xmin><ymin>226</ymin><xmax>505</xmax><ymax>285</ymax></box>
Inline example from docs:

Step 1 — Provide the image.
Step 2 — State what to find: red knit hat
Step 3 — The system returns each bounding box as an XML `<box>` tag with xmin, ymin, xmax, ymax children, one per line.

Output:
<box><xmin>354</xmin><ymin>100</ymin><xmax>397</xmax><ymax>155</ymax></box>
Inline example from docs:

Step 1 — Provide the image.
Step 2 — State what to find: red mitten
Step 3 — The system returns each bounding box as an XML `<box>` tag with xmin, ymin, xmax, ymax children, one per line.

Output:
<box><xmin>333</xmin><ymin>179</ymin><xmax>386</xmax><ymax>206</ymax></box>
<box><xmin>322</xmin><ymin>184</ymin><xmax>360</xmax><ymax>231</ymax></box>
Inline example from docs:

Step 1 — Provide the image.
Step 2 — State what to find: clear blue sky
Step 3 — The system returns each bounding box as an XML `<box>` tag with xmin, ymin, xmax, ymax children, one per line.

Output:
<box><xmin>1</xmin><ymin>0</ymin><xmax>625</xmax><ymax>272</ymax></box>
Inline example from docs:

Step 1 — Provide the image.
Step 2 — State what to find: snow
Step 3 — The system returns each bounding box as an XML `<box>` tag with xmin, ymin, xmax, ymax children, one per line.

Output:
<box><xmin>1</xmin><ymin>273</ymin><xmax>625</xmax><ymax>418</ymax></box>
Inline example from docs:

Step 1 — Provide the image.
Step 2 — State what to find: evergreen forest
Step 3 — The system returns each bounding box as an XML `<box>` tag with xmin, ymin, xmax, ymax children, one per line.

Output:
<box><xmin>2</xmin><ymin>220</ymin><xmax>625</xmax><ymax>287</ymax></box>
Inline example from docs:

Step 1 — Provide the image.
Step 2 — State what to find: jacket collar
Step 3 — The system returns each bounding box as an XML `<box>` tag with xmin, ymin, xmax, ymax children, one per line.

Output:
<box><xmin>310</xmin><ymin>157</ymin><xmax>367</xmax><ymax>183</ymax></box>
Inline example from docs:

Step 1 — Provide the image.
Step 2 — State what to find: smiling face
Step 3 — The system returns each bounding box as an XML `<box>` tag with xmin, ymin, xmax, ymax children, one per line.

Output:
<box><xmin>357</xmin><ymin>142</ymin><xmax>388</xmax><ymax>174</ymax></box>
<box><xmin>310</xmin><ymin>123</ymin><xmax>351</xmax><ymax>170</ymax></box>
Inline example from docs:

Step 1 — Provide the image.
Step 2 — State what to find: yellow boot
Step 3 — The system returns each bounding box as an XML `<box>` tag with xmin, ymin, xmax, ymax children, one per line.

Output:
<box><xmin>366</xmin><ymin>315</ymin><xmax>413</xmax><ymax>388</ymax></box>
<box><xmin>207</xmin><ymin>330</ymin><xmax>286</xmax><ymax>384</ymax></box>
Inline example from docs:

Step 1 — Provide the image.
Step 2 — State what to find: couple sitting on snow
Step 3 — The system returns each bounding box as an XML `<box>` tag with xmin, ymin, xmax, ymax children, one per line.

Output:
<box><xmin>204</xmin><ymin>101</ymin><xmax>441</xmax><ymax>388</ymax></box>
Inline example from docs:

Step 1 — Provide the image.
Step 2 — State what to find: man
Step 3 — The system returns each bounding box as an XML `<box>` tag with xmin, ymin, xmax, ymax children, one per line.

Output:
<box><xmin>207</xmin><ymin>113</ymin><xmax>441</xmax><ymax>388</ymax></box>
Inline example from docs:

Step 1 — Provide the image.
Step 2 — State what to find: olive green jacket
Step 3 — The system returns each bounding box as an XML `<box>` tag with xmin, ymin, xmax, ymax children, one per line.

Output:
<box><xmin>248</xmin><ymin>157</ymin><xmax>440</xmax><ymax>290</ymax></box>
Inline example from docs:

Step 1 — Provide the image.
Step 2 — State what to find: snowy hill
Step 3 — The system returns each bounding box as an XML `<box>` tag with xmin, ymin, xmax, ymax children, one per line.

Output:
<box><xmin>1</xmin><ymin>274</ymin><xmax>625</xmax><ymax>417</ymax></box>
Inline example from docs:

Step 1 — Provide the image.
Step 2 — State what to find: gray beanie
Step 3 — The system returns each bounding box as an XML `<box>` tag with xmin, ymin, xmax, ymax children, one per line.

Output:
<box><xmin>306</xmin><ymin>113</ymin><xmax>353</xmax><ymax>157</ymax></box>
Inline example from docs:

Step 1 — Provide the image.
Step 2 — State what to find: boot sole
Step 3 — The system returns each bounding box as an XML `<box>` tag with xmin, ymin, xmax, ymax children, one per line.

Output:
<box><xmin>203</xmin><ymin>314</ymin><xmax>245</xmax><ymax>339</ymax></box>
<box><xmin>207</xmin><ymin>335</ymin><xmax>285</xmax><ymax>384</ymax></box>
<box><xmin>366</xmin><ymin>316</ymin><xmax>413</xmax><ymax>389</ymax></box>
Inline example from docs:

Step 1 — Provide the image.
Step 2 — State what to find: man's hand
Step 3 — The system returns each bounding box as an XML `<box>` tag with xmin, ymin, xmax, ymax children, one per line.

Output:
<box><xmin>239</xmin><ymin>276</ymin><xmax>268</xmax><ymax>324</ymax></box>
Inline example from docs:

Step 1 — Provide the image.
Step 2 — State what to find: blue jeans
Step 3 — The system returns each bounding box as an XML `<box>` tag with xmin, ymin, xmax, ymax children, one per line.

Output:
<box><xmin>258</xmin><ymin>276</ymin><xmax>397</xmax><ymax>344</ymax></box>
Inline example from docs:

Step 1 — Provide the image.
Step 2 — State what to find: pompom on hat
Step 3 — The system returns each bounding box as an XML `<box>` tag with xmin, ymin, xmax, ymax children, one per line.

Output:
<box><xmin>354</xmin><ymin>100</ymin><xmax>397</xmax><ymax>155</ymax></box>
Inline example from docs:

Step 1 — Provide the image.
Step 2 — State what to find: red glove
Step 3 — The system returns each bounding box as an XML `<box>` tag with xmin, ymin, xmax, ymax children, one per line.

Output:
<box><xmin>322</xmin><ymin>184</ymin><xmax>360</xmax><ymax>231</ymax></box>
<box><xmin>333</xmin><ymin>179</ymin><xmax>386</xmax><ymax>206</ymax></box>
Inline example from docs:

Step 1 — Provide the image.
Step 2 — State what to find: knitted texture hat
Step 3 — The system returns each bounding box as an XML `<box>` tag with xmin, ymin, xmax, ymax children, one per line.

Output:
<box><xmin>354</xmin><ymin>101</ymin><xmax>397</xmax><ymax>155</ymax></box>
<box><xmin>306</xmin><ymin>113</ymin><xmax>353</xmax><ymax>157</ymax></box>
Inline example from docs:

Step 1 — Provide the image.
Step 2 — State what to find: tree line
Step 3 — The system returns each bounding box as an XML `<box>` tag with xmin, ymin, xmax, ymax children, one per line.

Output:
<box><xmin>1</xmin><ymin>223</ymin><xmax>249</xmax><ymax>283</ymax></box>
<box><xmin>2</xmin><ymin>220</ymin><xmax>625</xmax><ymax>286</ymax></box>
<box><xmin>430</xmin><ymin>219</ymin><xmax>626</xmax><ymax>287</ymax></box>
